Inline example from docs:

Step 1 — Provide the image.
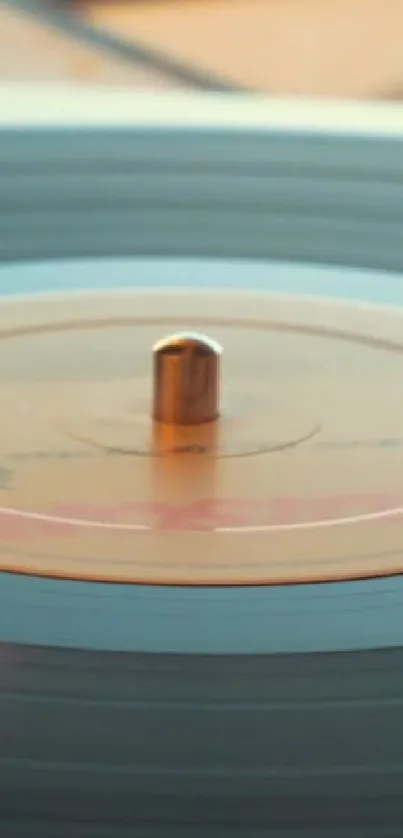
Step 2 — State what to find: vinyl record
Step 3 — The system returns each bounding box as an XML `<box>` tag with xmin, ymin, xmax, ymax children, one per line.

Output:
<box><xmin>1</xmin><ymin>91</ymin><xmax>403</xmax><ymax>836</ymax></box>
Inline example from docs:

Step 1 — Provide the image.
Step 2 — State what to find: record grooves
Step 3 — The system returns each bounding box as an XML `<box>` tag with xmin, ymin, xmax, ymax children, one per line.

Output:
<box><xmin>1</xmin><ymin>92</ymin><xmax>403</xmax><ymax>835</ymax></box>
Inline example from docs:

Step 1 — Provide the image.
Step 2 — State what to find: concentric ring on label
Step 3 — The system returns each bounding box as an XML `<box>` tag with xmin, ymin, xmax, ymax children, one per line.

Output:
<box><xmin>1</xmin><ymin>501</ymin><xmax>403</xmax><ymax>533</ymax></box>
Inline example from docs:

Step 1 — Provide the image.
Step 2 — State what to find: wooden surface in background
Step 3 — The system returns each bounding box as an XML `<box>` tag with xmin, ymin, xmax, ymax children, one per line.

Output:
<box><xmin>2</xmin><ymin>1</ymin><xmax>403</xmax><ymax>96</ymax></box>
<box><xmin>82</xmin><ymin>0</ymin><xmax>403</xmax><ymax>97</ymax></box>
<box><xmin>0</xmin><ymin>6</ymin><xmax>177</xmax><ymax>87</ymax></box>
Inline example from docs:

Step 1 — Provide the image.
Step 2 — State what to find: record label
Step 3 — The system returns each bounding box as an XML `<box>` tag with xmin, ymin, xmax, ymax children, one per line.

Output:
<box><xmin>1</xmin><ymin>290</ymin><xmax>403</xmax><ymax>585</ymax></box>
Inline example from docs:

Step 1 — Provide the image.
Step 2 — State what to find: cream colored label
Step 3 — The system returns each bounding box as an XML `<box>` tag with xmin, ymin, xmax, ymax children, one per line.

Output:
<box><xmin>0</xmin><ymin>290</ymin><xmax>403</xmax><ymax>584</ymax></box>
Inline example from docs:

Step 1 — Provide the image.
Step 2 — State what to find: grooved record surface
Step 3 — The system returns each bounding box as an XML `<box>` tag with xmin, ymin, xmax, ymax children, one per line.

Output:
<box><xmin>1</xmin><ymin>102</ymin><xmax>403</xmax><ymax>832</ymax></box>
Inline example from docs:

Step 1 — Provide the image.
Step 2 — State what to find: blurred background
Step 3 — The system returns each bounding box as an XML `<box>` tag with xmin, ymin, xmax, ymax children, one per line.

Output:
<box><xmin>2</xmin><ymin>0</ymin><xmax>403</xmax><ymax>100</ymax></box>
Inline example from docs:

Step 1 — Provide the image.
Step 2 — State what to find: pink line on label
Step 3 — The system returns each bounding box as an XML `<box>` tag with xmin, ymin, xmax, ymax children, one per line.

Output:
<box><xmin>0</xmin><ymin>493</ymin><xmax>401</xmax><ymax>537</ymax></box>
